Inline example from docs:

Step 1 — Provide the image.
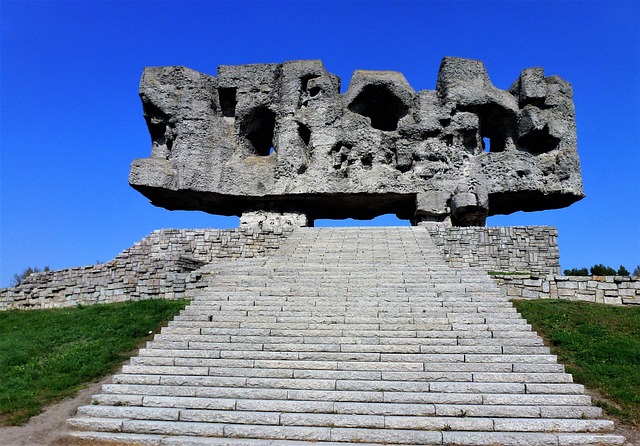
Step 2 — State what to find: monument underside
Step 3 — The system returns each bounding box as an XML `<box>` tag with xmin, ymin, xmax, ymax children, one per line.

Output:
<box><xmin>130</xmin><ymin>57</ymin><xmax>584</xmax><ymax>226</ymax></box>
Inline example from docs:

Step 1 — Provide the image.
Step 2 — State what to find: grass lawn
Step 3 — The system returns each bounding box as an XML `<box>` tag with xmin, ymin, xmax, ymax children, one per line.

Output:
<box><xmin>0</xmin><ymin>299</ymin><xmax>188</xmax><ymax>425</ymax></box>
<box><xmin>514</xmin><ymin>299</ymin><xmax>640</xmax><ymax>427</ymax></box>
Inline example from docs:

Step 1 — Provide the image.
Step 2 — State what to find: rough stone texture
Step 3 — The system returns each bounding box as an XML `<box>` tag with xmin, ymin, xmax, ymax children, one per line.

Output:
<box><xmin>428</xmin><ymin>225</ymin><xmax>560</xmax><ymax>275</ymax></box>
<box><xmin>0</xmin><ymin>227</ymin><xmax>293</xmax><ymax>311</ymax></box>
<box><xmin>130</xmin><ymin>57</ymin><xmax>584</xmax><ymax>226</ymax></box>
<box><xmin>494</xmin><ymin>273</ymin><xmax>640</xmax><ymax>305</ymax></box>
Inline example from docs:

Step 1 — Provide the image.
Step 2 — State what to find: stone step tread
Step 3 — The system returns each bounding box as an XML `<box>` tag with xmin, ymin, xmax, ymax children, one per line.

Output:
<box><xmin>75</xmin><ymin>406</ymin><xmax>615</xmax><ymax>433</ymax></box>
<box><xmin>107</xmin><ymin>375</ymin><xmax>583</xmax><ymax>394</ymax></box>
<box><xmin>130</xmin><ymin>352</ymin><xmax>557</xmax><ymax>368</ymax></box>
<box><xmin>188</xmin><ymin>297</ymin><xmax>508</xmax><ymax>304</ymax></box>
<box><xmin>167</xmin><ymin>319</ymin><xmax>528</xmax><ymax>330</ymax></box>
<box><xmin>172</xmin><ymin>314</ymin><xmax>523</xmax><ymax>324</ymax></box>
<box><xmin>205</xmin><ymin>283</ymin><xmax>497</xmax><ymax>290</ymax></box>
<box><xmin>139</xmin><ymin>340</ymin><xmax>546</xmax><ymax>355</ymax></box>
<box><xmin>122</xmin><ymin>359</ymin><xmax>564</xmax><ymax>374</ymax></box>
<box><xmin>153</xmin><ymin>336</ymin><xmax>544</xmax><ymax>347</ymax></box>
<box><xmin>176</xmin><ymin>312</ymin><xmax>516</xmax><ymax>318</ymax></box>
<box><xmin>100</xmin><ymin>384</ymin><xmax>592</xmax><ymax>405</ymax></box>
<box><xmin>184</xmin><ymin>302</ymin><xmax>510</xmax><ymax>310</ymax></box>
<box><xmin>180</xmin><ymin>304</ymin><xmax>517</xmax><ymax>311</ymax></box>
<box><xmin>150</xmin><ymin>333</ymin><xmax>542</xmax><ymax>344</ymax></box>
<box><xmin>182</xmin><ymin>301</ymin><xmax>516</xmax><ymax>308</ymax></box>
<box><xmin>152</xmin><ymin>332</ymin><xmax>538</xmax><ymax>344</ymax></box>
<box><xmin>136</xmin><ymin>346</ymin><xmax>551</xmax><ymax>359</ymax></box>
<box><xmin>113</xmin><ymin>371</ymin><xmax>574</xmax><ymax>386</ymax></box>
<box><xmin>89</xmin><ymin>394</ymin><xmax>605</xmax><ymax>419</ymax></box>
<box><xmin>115</xmin><ymin>368</ymin><xmax>570</xmax><ymax>383</ymax></box>
<box><xmin>66</xmin><ymin>430</ymin><xmax>627</xmax><ymax>446</ymax></box>
<box><xmin>122</xmin><ymin>354</ymin><xmax>563</xmax><ymax>373</ymax></box>
<box><xmin>66</xmin><ymin>420</ymin><xmax>626</xmax><ymax>445</ymax></box>
<box><xmin>148</xmin><ymin>340</ymin><xmax>546</xmax><ymax>352</ymax></box>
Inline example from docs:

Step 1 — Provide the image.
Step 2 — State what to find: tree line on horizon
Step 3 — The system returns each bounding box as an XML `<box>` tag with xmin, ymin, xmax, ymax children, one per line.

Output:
<box><xmin>564</xmin><ymin>264</ymin><xmax>640</xmax><ymax>277</ymax></box>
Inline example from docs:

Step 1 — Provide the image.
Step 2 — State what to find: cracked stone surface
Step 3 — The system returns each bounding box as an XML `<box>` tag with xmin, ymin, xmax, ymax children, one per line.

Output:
<box><xmin>130</xmin><ymin>57</ymin><xmax>584</xmax><ymax>226</ymax></box>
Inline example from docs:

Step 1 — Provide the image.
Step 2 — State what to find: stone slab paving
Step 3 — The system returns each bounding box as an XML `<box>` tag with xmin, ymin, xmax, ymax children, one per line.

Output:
<box><xmin>67</xmin><ymin>227</ymin><xmax>625</xmax><ymax>445</ymax></box>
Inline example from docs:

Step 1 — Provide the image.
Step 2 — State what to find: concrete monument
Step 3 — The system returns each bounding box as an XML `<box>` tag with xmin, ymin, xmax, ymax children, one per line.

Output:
<box><xmin>130</xmin><ymin>57</ymin><xmax>583</xmax><ymax>226</ymax></box>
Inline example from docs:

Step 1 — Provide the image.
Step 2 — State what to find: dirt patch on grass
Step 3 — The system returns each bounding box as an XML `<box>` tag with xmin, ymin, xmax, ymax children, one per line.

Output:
<box><xmin>0</xmin><ymin>376</ymin><xmax>110</xmax><ymax>446</ymax></box>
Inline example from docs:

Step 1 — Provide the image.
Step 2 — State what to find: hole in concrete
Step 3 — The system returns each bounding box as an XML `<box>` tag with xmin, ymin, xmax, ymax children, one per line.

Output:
<box><xmin>241</xmin><ymin>106</ymin><xmax>276</xmax><ymax>156</ymax></box>
<box><xmin>143</xmin><ymin>103</ymin><xmax>173</xmax><ymax>158</ymax></box>
<box><xmin>298</xmin><ymin>122</ymin><xmax>311</xmax><ymax>146</ymax></box>
<box><xmin>219</xmin><ymin>87</ymin><xmax>237</xmax><ymax>117</ymax></box>
<box><xmin>461</xmin><ymin>104</ymin><xmax>513</xmax><ymax>153</ymax></box>
<box><xmin>301</xmin><ymin>75</ymin><xmax>320</xmax><ymax>92</ymax></box>
<box><xmin>300</xmin><ymin>75</ymin><xmax>321</xmax><ymax>107</ymax></box>
<box><xmin>480</xmin><ymin>127</ymin><xmax>505</xmax><ymax>152</ymax></box>
<box><xmin>144</xmin><ymin>104</ymin><xmax>167</xmax><ymax>143</ymax></box>
<box><xmin>348</xmin><ymin>84</ymin><xmax>408</xmax><ymax>131</ymax></box>
<box><xmin>482</xmin><ymin>137</ymin><xmax>491</xmax><ymax>152</ymax></box>
<box><xmin>361</xmin><ymin>152</ymin><xmax>374</xmax><ymax>169</ymax></box>
<box><xmin>308</xmin><ymin>86</ymin><xmax>321</xmax><ymax>97</ymax></box>
<box><xmin>443</xmin><ymin>134</ymin><xmax>453</xmax><ymax>146</ymax></box>
<box><xmin>518</xmin><ymin>126</ymin><xmax>560</xmax><ymax>154</ymax></box>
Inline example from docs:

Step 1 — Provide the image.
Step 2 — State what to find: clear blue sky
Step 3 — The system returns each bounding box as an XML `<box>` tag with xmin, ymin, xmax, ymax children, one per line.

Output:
<box><xmin>1</xmin><ymin>1</ymin><xmax>639</xmax><ymax>287</ymax></box>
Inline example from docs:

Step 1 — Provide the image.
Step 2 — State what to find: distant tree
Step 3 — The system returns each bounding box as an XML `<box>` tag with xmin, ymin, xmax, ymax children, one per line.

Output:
<box><xmin>634</xmin><ymin>265</ymin><xmax>640</xmax><ymax>277</ymax></box>
<box><xmin>564</xmin><ymin>267</ymin><xmax>589</xmax><ymax>276</ymax></box>
<box><xmin>590</xmin><ymin>264</ymin><xmax>617</xmax><ymax>276</ymax></box>
<box><xmin>11</xmin><ymin>266</ymin><xmax>50</xmax><ymax>287</ymax></box>
<box><xmin>617</xmin><ymin>265</ymin><xmax>630</xmax><ymax>276</ymax></box>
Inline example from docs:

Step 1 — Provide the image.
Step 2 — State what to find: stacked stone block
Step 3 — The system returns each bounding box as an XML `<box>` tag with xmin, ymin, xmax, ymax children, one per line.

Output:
<box><xmin>0</xmin><ymin>227</ymin><xmax>293</xmax><ymax>311</ymax></box>
<box><xmin>494</xmin><ymin>274</ymin><xmax>640</xmax><ymax>305</ymax></box>
<box><xmin>428</xmin><ymin>226</ymin><xmax>560</xmax><ymax>275</ymax></box>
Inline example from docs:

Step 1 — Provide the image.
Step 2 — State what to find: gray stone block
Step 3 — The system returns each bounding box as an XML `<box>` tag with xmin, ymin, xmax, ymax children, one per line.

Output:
<box><xmin>443</xmin><ymin>431</ymin><xmax>558</xmax><ymax>445</ymax></box>
<box><xmin>557</xmin><ymin>434</ymin><xmax>626</xmax><ymax>445</ymax></box>
<box><xmin>494</xmin><ymin>418</ymin><xmax>613</xmax><ymax>433</ymax></box>
<box><xmin>224</xmin><ymin>424</ymin><xmax>331</xmax><ymax>442</ymax></box>
<box><xmin>330</xmin><ymin>427</ymin><xmax>442</xmax><ymax>444</ymax></box>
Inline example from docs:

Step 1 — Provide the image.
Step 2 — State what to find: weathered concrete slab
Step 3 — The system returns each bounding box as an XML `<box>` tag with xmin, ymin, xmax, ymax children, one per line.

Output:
<box><xmin>130</xmin><ymin>58</ymin><xmax>583</xmax><ymax>226</ymax></box>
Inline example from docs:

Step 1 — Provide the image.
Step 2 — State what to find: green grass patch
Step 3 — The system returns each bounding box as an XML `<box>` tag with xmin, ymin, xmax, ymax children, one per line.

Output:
<box><xmin>0</xmin><ymin>299</ymin><xmax>188</xmax><ymax>425</ymax></box>
<box><xmin>513</xmin><ymin>300</ymin><xmax>640</xmax><ymax>426</ymax></box>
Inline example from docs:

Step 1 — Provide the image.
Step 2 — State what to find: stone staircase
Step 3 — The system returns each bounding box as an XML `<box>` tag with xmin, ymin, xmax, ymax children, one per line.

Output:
<box><xmin>67</xmin><ymin>227</ymin><xmax>625</xmax><ymax>445</ymax></box>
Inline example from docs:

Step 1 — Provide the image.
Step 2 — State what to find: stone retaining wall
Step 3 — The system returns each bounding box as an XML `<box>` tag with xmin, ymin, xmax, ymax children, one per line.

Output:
<box><xmin>493</xmin><ymin>274</ymin><xmax>640</xmax><ymax>305</ymax></box>
<box><xmin>428</xmin><ymin>226</ymin><xmax>560</xmax><ymax>275</ymax></box>
<box><xmin>4</xmin><ymin>224</ymin><xmax>631</xmax><ymax>311</ymax></box>
<box><xmin>0</xmin><ymin>227</ymin><xmax>293</xmax><ymax>311</ymax></box>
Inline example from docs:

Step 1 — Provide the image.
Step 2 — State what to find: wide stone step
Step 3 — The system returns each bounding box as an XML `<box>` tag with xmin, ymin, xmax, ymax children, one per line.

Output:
<box><xmin>109</xmin><ymin>374</ymin><xmax>584</xmax><ymax>395</ymax></box>
<box><xmin>88</xmin><ymin>394</ymin><xmax>606</xmax><ymax>420</ymax></box>
<box><xmin>99</xmin><ymin>382</ymin><xmax>592</xmax><ymax>407</ymax></box>
<box><xmin>154</xmin><ymin>325</ymin><xmax>536</xmax><ymax>339</ymax></box>
<box><xmin>110</xmin><ymin>370</ymin><xmax>574</xmax><ymax>388</ymax></box>
<box><xmin>68</xmin><ymin>419</ymin><xmax>624</xmax><ymax>445</ymax></box>
<box><xmin>67</xmin><ymin>429</ymin><xmax>626</xmax><ymax>446</ymax></box>
<box><xmin>135</xmin><ymin>345</ymin><xmax>550</xmax><ymax>360</ymax></box>
<box><xmin>148</xmin><ymin>333</ymin><xmax>544</xmax><ymax>347</ymax></box>
<box><xmin>166</xmin><ymin>316</ymin><xmax>527</xmax><ymax>329</ymax></box>
<box><xmin>75</xmin><ymin>404</ymin><xmax>616</xmax><ymax>434</ymax></box>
